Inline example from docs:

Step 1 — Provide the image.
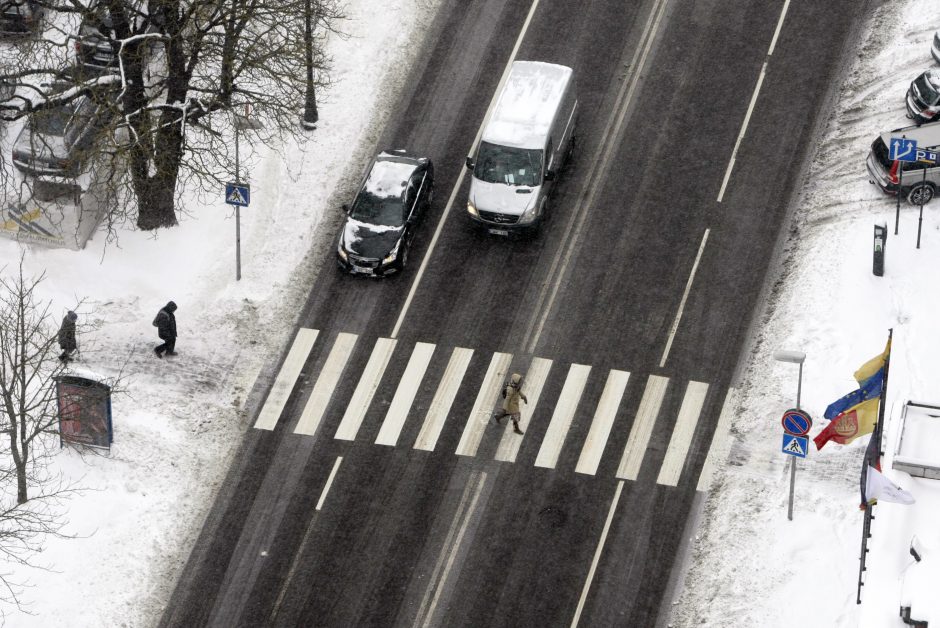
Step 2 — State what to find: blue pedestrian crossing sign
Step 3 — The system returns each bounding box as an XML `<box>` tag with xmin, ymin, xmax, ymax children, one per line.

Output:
<box><xmin>225</xmin><ymin>182</ymin><xmax>250</xmax><ymax>207</ymax></box>
<box><xmin>782</xmin><ymin>433</ymin><xmax>808</xmax><ymax>458</ymax></box>
<box><xmin>889</xmin><ymin>137</ymin><xmax>917</xmax><ymax>162</ymax></box>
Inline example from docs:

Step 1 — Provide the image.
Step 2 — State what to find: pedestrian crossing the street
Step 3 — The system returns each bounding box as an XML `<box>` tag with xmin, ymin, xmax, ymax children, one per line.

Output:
<box><xmin>255</xmin><ymin>328</ymin><xmax>728</xmax><ymax>486</ymax></box>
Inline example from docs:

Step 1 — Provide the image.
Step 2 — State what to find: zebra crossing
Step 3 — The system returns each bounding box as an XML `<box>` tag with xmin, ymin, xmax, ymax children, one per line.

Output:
<box><xmin>254</xmin><ymin>329</ymin><xmax>729</xmax><ymax>486</ymax></box>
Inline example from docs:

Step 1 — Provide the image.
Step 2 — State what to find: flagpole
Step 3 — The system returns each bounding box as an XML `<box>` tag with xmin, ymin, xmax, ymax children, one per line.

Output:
<box><xmin>873</xmin><ymin>328</ymin><xmax>892</xmax><ymax>451</ymax></box>
<box><xmin>856</xmin><ymin>329</ymin><xmax>892</xmax><ymax>604</ymax></box>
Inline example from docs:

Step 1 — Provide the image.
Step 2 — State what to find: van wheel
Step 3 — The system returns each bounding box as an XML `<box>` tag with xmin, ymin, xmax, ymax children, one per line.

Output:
<box><xmin>908</xmin><ymin>183</ymin><xmax>935</xmax><ymax>205</ymax></box>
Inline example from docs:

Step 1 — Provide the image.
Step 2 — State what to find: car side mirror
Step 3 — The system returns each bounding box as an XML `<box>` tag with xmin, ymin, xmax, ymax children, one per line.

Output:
<box><xmin>342</xmin><ymin>203</ymin><xmax>350</xmax><ymax>214</ymax></box>
<box><xmin>465</xmin><ymin>157</ymin><xmax>474</xmax><ymax>169</ymax></box>
<box><xmin>544</xmin><ymin>169</ymin><xmax>556</xmax><ymax>181</ymax></box>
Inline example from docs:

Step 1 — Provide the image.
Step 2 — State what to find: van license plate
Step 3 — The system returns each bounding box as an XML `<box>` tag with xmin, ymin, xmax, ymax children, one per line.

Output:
<box><xmin>488</xmin><ymin>229</ymin><xmax>509</xmax><ymax>236</ymax></box>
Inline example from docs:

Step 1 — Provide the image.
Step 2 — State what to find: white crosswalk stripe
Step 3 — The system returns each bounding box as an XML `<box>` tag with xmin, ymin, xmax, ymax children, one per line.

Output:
<box><xmin>535</xmin><ymin>363</ymin><xmax>591</xmax><ymax>469</ymax></box>
<box><xmin>657</xmin><ymin>381</ymin><xmax>708</xmax><ymax>486</ymax></box>
<box><xmin>576</xmin><ymin>369</ymin><xmax>630</xmax><ymax>476</ymax></box>
<box><xmin>335</xmin><ymin>337</ymin><xmax>397</xmax><ymax>441</ymax></box>
<box><xmin>616</xmin><ymin>374</ymin><xmax>669</xmax><ymax>481</ymax></box>
<box><xmin>254</xmin><ymin>329</ymin><xmax>718</xmax><ymax>485</ymax></box>
<box><xmin>294</xmin><ymin>332</ymin><xmax>357</xmax><ymax>436</ymax></box>
<box><xmin>254</xmin><ymin>328</ymin><xmax>319</xmax><ymax>430</ymax></box>
<box><xmin>376</xmin><ymin>342</ymin><xmax>435</xmax><ymax>446</ymax></box>
<box><xmin>414</xmin><ymin>347</ymin><xmax>474</xmax><ymax>451</ymax></box>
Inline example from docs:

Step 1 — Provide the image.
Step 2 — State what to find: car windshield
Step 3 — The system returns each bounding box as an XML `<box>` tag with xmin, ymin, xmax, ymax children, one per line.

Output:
<box><xmin>914</xmin><ymin>73</ymin><xmax>940</xmax><ymax>106</ymax></box>
<box><xmin>31</xmin><ymin>105</ymin><xmax>72</xmax><ymax>136</ymax></box>
<box><xmin>349</xmin><ymin>191</ymin><xmax>404</xmax><ymax>227</ymax></box>
<box><xmin>473</xmin><ymin>141</ymin><xmax>542</xmax><ymax>187</ymax></box>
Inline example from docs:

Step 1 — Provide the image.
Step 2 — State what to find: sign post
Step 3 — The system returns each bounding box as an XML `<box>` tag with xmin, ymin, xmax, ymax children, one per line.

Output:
<box><xmin>917</xmin><ymin>166</ymin><xmax>927</xmax><ymax>249</ymax></box>
<box><xmin>889</xmin><ymin>136</ymin><xmax>914</xmax><ymax>235</ymax></box>
<box><xmin>773</xmin><ymin>349</ymin><xmax>807</xmax><ymax>521</ymax></box>
<box><xmin>225</xmin><ymin>181</ymin><xmax>250</xmax><ymax>281</ymax></box>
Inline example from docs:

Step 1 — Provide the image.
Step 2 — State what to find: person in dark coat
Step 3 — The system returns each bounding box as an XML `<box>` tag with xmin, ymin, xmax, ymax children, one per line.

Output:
<box><xmin>57</xmin><ymin>310</ymin><xmax>78</xmax><ymax>363</ymax></box>
<box><xmin>153</xmin><ymin>301</ymin><xmax>178</xmax><ymax>358</ymax></box>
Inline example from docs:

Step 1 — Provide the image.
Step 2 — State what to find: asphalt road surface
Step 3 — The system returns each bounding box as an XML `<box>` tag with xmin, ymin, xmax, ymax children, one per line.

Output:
<box><xmin>161</xmin><ymin>0</ymin><xmax>867</xmax><ymax>626</ymax></box>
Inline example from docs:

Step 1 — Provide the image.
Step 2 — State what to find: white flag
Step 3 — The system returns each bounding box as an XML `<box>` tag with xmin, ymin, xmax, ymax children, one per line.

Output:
<box><xmin>866</xmin><ymin>466</ymin><xmax>915</xmax><ymax>505</ymax></box>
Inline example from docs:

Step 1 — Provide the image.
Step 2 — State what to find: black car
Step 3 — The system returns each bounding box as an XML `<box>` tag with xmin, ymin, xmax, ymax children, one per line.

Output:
<box><xmin>337</xmin><ymin>150</ymin><xmax>434</xmax><ymax>276</ymax></box>
<box><xmin>0</xmin><ymin>0</ymin><xmax>43</xmax><ymax>36</ymax></box>
<box><xmin>74</xmin><ymin>0</ymin><xmax>158</xmax><ymax>75</ymax></box>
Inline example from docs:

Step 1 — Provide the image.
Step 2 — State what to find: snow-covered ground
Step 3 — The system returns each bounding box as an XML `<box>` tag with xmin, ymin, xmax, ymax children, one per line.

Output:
<box><xmin>0</xmin><ymin>0</ymin><xmax>937</xmax><ymax>626</ymax></box>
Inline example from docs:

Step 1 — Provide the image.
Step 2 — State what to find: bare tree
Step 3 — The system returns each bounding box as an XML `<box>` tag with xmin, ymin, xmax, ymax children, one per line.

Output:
<box><xmin>0</xmin><ymin>258</ymin><xmax>81</xmax><ymax>610</ymax></box>
<box><xmin>0</xmin><ymin>0</ymin><xmax>344</xmax><ymax>231</ymax></box>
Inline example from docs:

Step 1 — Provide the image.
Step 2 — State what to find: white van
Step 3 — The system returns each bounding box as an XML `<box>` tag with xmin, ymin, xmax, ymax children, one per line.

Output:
<box><xmin>465</xmin><ymin>61</ymin><xmax>577</xmax><ymax>234</ymax></box>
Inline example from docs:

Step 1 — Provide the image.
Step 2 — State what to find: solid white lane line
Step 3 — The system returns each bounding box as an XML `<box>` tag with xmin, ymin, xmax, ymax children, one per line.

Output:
<box><xmin>696</xmin><ymin>387</ymin><xmax>737</xmax><ymax>492</ymax></box>
<box><xmin>376</xmin><ymin>342</ymin><xmax>436</xmax><ymax>446</ymax></box>
<box><xmin>575</xmin><ymin>370</ymin><xmax>630</xmax><ymax>476</ymax></box>
<box><xmin>716</xmin><ymin>61</ymin><xmax>767</xmax><ymax>203</ymax></box>
<box><xmin>316</xmin><ymin>456</ymin><xmax>343</xmax><ymax>511</ymax></box>
<box><xmin>523</xmin><ymin>0</ymin><xmax>671</xmax><ymax>355</ymax></box>
<box><xmin>571</xmin><ymin>480</ymin><xmax>624</xmax><ymax>628</ymax></box>
<box><xmin>415</xmin><ymin>471</ymin><xmax>488</xmax><ymax>628</ymax></box>
<box><xmin>414</xmin><ymin>347</ymin><xmax>474</xmax><ymax>451</ymax></box>
<box><xmin>391</xmin><ymin>0</ymin><xmax>546</xmax><ymax>340</ymax></box>
<box><xmin>616</xmin><ymin>374</ymin><xmax>669</xmax><ymax>481</ymax></box>
<box><xmin>294</xmin><ymin>333</ymin><xmax>358</xmax><ymax>436</ymax></box>
<box><xmin>767</xmin><ymin>0</ymin><xmax>791</xmax><ymax>56</ymax></box>
<box><xmin>455</xmin><ymin>352</ymin><xmax>513</xmax><ymax>457</ymax></box>
<box><xmin>658</xmin><ymin>229</ymin><xmax>709</xmax><ymax>368</ymax></box>
<box><xmin>656</xmin><ymin>381</ymin><xmax>709</xmax><ymax>486</ymax></box>
<box><xmin>335</xmin><ymin>337</ymin><xmax>397</xmax><ymax>441</ymax></box>
<box><xmin>254</xmin><ymin>328</ymin><xmax>319</xmax><ymax>430</ymax></box>
<box><xmin>534</xmin><ymin>363</ymin><xmax>591</xmax><ymax>469</ymax></box>
<box><xmin>495</xmin><ymin>357</ymin><xmax>553</xmax><ymax>462</ymax></box>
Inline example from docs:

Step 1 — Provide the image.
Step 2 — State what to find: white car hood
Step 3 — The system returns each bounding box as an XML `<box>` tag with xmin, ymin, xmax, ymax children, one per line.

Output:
<box><xmin>469</xmin><ymin>178</ymin><xmax>539</xmax><ymax>216</ymax></box>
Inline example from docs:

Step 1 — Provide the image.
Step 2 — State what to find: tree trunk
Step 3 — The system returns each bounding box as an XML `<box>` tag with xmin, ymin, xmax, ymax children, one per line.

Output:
<box><xmin>132</xmin><ymin>111</ymin><xmax>183</xmax><ymax>230</ymax></box>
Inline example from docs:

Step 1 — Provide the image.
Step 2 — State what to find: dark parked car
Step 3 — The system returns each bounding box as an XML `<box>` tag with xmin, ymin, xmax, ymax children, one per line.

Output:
<box><xmin>74</xmin><ymin>0</ymin><xmax>159</xmax><ymax>75</ymax></box>
<box><xmin>337</xmin><ymin>150</ymin><xmax>434</xmax><ymax>276</ymax></box>
<box><xmin>0</xmin><ymin>0</ymin><xmax>43</xmax><ymax>36</ymax></box>
<box><xmin>12</xmin><ymin>85</ymin><xmax>114</xmax><ymax>177</ymax></box>
<box><xmin>906</xmin><ymin>68</ymin><xmax>940</xmax><ymax>124</ymax></box>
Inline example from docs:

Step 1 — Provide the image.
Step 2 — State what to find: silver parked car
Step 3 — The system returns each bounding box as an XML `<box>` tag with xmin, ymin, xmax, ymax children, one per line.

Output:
<box><xmin>12</xmin><ymin>86</ymin><xmax>114</xmax><ymax>177</ymax></box>
<box><xmin>866</xmin><ymin>120</ymin><xmax>940</xmax><ymax>205</ymax></box>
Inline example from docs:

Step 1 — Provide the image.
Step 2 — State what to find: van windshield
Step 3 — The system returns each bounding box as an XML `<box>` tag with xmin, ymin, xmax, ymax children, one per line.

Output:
<box><xmin>474</xmin><ymin>141</ymin><xmax>542</xmax><ymax>187</ymax></box>
<box><xmin>914</xmin><ymin>73</ymin><xmax>940</xmax><ymax>106</ymax></box>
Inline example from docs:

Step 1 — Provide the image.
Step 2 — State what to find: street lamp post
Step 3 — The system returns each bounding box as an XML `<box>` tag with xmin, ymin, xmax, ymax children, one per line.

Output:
<box><xmin>774</xmin><ymin>349</ymin><xmax>806</xmax><ymax>521</ymax></box>
<box><xmin>301</xmin><ymin>0</ymin><xmax>318</xmax><ymax>130</ymax></box>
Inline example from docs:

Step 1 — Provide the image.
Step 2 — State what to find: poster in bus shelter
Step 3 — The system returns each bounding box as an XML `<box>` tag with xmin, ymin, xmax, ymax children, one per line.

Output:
<box><xmin>56</xmin><ymin>375</ymin><xmax>113</xmax><ymax>450</ymax></box>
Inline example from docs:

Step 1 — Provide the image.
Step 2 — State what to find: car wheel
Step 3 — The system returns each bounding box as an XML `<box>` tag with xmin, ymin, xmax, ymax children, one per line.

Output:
<box><xmin>907</xmin><ymin>183</ymin><xmax>935</xmax><ymax>205</ymax></box>
<box><xmin>399</xmin><ymin>242</ymin><xmax>410</xmax><ymax>270</ymax></box>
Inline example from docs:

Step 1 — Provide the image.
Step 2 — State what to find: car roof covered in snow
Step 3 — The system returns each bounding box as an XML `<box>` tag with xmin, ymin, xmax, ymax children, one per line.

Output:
<box><xmin>482</xmin><ymin>61</ymin><xmax>573</xmax><ymax>150</ymax></box>
<box><xmin>363</xmin><ymin>150</ymin><xmax>426</xmax><ymax>199</ymax></box>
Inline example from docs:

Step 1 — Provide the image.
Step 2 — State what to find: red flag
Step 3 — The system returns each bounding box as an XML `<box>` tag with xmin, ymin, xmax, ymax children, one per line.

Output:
<box><xmin>814</xmin><ymin>398</ymin><xmax>879</xmax><ymax>450</ymax></box>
